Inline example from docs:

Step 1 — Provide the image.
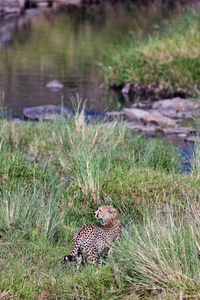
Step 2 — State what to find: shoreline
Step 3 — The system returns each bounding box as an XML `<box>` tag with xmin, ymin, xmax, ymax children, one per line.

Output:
<box><xmin>1</xmin><ymin>94</ymin><xmax>198</xmax><ymax>146</ymax></box>
<box><xmin>100</xmin><ymin>4</ymin><xmax>200</xmax><ymax>101</ymax></box>
<box><xmin>0</xmin><ymin>0</ymin><xmax>199</xmax><ymax>17</ymax></box>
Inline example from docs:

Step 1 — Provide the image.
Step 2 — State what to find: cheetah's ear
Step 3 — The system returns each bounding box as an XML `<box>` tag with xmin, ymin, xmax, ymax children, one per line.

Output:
<box><xmin>109</xmin><ymin>207</ymin><xmax>116</xmax><ymax>214</ymax></box>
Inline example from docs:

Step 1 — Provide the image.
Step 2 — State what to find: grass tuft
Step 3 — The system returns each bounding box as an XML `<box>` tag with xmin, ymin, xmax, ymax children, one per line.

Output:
<box><xmin>53</xmin><ymin>112</ymin><xmax>125</xmax><ymax>203</ymax></box>
<box><xmin>0</xmin><ymin>186</ymin><xmax>65</xmax><ymax>242</ymax></box>
<box><xmin>113</xmin><ymin>201</ymin><xmax>200</xmax><ymax>298</ymax></box>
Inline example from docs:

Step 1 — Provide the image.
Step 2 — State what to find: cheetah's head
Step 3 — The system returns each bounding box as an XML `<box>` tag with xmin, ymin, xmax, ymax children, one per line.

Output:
<box><xmin>95</xmin><ymin>205</ymin><xmax>118</xmax><ymax>222</ymax></box>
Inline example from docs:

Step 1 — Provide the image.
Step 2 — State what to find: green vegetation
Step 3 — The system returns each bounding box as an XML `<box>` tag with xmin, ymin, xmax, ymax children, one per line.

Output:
<box><xmin>0</xmin><ymin>113</ymin><xmax>200</xmax><ymax>299</ymax></box>
<box><xmin>100</xmin><ymin>8</ymin><xmax>200</xmax><ymax>96</ymax></box>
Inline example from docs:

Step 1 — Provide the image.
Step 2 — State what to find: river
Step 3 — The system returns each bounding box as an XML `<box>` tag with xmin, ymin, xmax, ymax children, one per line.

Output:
<box><xmin>0</xmin><ymin>2</ymin><xmax>190</xmax><ymax>116</ymax></box>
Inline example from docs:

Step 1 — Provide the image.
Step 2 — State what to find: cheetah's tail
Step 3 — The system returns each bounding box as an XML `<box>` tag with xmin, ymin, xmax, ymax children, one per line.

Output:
<box><xmin>62</xmin><ymin>255</ymin><xmax>79</xmax><ymax>262</ymax></box>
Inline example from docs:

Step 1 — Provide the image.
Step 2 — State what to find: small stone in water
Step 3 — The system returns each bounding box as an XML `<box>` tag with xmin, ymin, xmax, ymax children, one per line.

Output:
<box><xmin>46</xmin><ymin>79</ymin><xmax>63</xmax><ymax>90</ymax></box>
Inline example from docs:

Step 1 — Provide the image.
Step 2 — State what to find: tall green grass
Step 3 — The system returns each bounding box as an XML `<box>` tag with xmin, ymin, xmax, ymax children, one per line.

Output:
<box><xmin>112</xmin><ymin>200</ymin><xmax>200</xmax><ymax>299</ymax></box>
<box><xmin>100</xmin><ymin>9</ymin><xmax>200</xmax><ymax>96</ymax></box>
<box><xmin>53</xmin><ymin>111</ymin><xmax>124</xmax><ymax>204</ymax></box>
<box><xmin>0</xmin><ymin>187</ymin><xmax>64</xmax><ymax>242</ymax></box>
<box><xmin>0</xmin><ymin>114</ymin><xmax>200</xmax><ymax>299</ymax></box>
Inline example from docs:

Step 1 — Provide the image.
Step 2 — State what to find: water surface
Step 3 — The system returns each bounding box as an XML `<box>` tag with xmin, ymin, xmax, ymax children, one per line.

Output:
<box><xmin>0</xmin><ymin>3</ymin><xmax>187</xmax><ymax>116</ymax></box>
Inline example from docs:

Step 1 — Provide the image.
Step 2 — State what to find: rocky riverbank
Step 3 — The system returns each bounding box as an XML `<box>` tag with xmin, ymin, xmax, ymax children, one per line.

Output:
<box><xmin>118</xmin><ymin>97</ymin><xmax>199</xmax><ymax>143</ymax></box>
<box><xmin>0</xmin><ymin>0</ymin><xmax>81</xmax><ymax>16</ymax></box>
<box><xmin>22</xmin><ymin>96</ymin><xmax>199</xmax><ymax>144</ymax></box>
<box><xmin>0</xmin><ymin>0</ymin><xmax>25</xmax><ymax>16</ymax></box>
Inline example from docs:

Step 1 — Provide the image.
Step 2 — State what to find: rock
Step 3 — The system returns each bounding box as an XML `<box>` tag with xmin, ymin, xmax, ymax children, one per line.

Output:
<box><xmin>160</xmin><ymin>127</ymin><xmax>196</xmax><ymax>135</ymax></box>
<box><xmin>53</xmin><ymin>0</ymin><xmax>81</xmax><ymax>9</ymax></box>
<box><xmin>184</xmin><ymin>136</ymin><xmax>199</xmax><ymax>143</ymax></box>
<box><xmin>131</xmin><ymin>101</ymin><xmax>153</xmax><ymax>109</ymax></box>
<box><xmin>23</xmin><ymin>105</ymin><xmax>73</xmax><ymax>120</ymax></box>
<box><xmin>122</xmin><ymin>93</ymin><xmax>131</xmax><ymax>103</ymax></box>
<box><xmin>36</xmin><ymin>2</ymin><xmax>50</xmax><ymax>8</ymax></box>
<box><xmin>123</xmin><ymin>108</ymin><xmax>176</xmax><ymax>127</ymax></box>
<box><xmin>153</xmin><ymin>97</ymin><xmax>194</xmax><ymax>110</ymax></box>
<box><xmin>102</xmin><ymin>122</ymin><xmax>118</xmax><ymax>129</ymax></box>
<box><xmin>106</xmin><ymin>111</ymin><xmax>128</xmax><ymax>121</ymax></box>
<box><xmin>121</xmin><ymin>82</ymin><xmax>131</xmax><ymax>94</ymax></box>
<box><xmin>0</xmin><ymin>0</ymin><xmax>25</xmax><ymax>15</ymax></box>
<box><xmin>46</xmin><ymin>79</ymin><xmax>64</xmax><ymax>90</ymax></box>
<box><xmin>141</xmin><ymin>111</ymin><xmax>176</xmax><ymax>128</ymax></box>
<box><xmin>152</xmin><ymin>97</ymin><xmax>199</xmax><ymax>118</ymax></box>
<box><xmin>177</xmin><ymin>133</ymin><xmax>187</xmax><ymax>139</ymax></box>
<box><xmin>12</xmin><ymin>118</ymin><xmax>25</xmax><ymax>124</ymax></box>
<box><xmin>125</xmin><ymin>122</ymin><xmax>158</xmax><ymax>136</ymax></box>
<box><xmin>123</xmin><ymin>108</ymin><xmax>148</xmax><ymax>121</ymax></box>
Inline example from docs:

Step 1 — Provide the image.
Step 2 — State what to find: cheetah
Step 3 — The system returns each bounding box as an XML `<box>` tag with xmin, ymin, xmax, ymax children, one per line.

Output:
<box><xmin>62</xmin><ymin>205</ymin><xmax>121</xmax><ymax>267</ymax></box>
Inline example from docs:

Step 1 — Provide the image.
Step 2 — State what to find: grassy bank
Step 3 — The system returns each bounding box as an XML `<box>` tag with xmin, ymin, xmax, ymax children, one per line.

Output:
<box><xmin>1</xmin><ymin>114</ymin><xmax>200</xmax><ymax>299</ymax></box>
<box><xmin>100</xmin><ymin>8</ymin><xmax>200</xmax><ymax>97</ymax></box>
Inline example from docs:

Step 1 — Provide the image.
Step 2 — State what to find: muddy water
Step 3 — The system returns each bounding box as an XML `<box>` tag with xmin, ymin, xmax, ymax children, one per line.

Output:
<box><xmin>0</xmin><ymin>3</ymin><xmax>187</xmax><ymax>116</ymax></box>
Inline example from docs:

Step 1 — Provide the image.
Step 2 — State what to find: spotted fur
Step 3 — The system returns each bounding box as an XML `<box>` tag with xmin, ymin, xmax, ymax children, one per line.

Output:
<box><xmin>62</xmin><ymin>205</ymin><xmax>121</xmax><ymax>266</ymax></box>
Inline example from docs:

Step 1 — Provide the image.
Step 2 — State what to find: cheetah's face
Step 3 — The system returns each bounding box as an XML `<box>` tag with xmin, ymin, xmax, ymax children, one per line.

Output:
<box><xmin>95</xmin><ymin>205</ymin><xmax>117</xmax><ymax>222</ymax></box>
